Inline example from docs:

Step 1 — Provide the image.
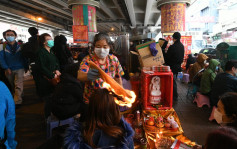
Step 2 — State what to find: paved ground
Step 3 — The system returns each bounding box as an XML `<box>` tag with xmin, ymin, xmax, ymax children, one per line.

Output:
<box><xmin>173</xmin><ymin>80</ymin><xmax>219</xmax><ymax>145</ymax></box>
<box><xmin>15</xmin><ymin>76</ymin><xmax>219</xmax><ymax>149</ymax></box>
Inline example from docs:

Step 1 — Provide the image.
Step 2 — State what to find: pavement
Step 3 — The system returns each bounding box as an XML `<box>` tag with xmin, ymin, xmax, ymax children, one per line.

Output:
<box><xmin>14</xmin><ymin>75</ymin><xmax>219</xmax><ymax>149</ymax></box>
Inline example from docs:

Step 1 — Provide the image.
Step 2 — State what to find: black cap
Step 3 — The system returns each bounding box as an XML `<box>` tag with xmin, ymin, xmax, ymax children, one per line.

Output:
<box><xmin>172</xmin><ymin>32</ymin><xmax>181</xmax><ymax>40</ymax></box>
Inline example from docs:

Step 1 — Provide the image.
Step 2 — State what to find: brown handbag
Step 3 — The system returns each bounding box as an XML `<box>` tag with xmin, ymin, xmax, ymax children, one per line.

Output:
<box><xmin>44</xmin><ymin>76</ymin><xmax>60</xmax><ymax>86</ymax></box>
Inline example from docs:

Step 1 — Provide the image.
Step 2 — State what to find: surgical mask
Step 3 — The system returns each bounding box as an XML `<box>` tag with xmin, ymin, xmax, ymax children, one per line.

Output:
<box><xmin>47</xmin><ymin>40</ymin><xmax>54</xmax><ymax>48</ymax></box>
<box><xmin>6</xmin><ymin>36</ymin><xmax>15</xmax><ymax>42</ymax></box>
<box><xmin>216</xmin><ymin>66</ymin><xmax>219</xmax><ymax>71</ymax></box>
<box><xmin>94</xmin><ymin>48</ymin><xmax>110</xmax><ymax>59</ymax></box>
<box><xmin>214</xmin><ymin>108</ymin><xmax>223</xmax><ymax>124</ymax></box>
<box><xmin>204</xmin><ymin>60</ymin><xmax>207</xmax><ymax>64</ymax></box>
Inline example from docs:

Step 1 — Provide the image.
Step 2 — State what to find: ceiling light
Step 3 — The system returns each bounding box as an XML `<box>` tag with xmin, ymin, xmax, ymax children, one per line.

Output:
<box><xmin>37</xmin><ymin>17</ymin><xmax>42</xmax><ymax>21</ymax></box>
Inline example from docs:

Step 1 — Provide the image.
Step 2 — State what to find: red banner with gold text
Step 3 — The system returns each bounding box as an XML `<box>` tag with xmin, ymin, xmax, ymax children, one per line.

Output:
<box><xmin>73</xmin><ymin>25</ymin><xmax>88</xmax><ymax>43</ymax></box>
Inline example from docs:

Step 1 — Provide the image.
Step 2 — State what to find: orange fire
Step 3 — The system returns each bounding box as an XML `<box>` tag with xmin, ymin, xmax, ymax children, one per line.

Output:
<box><xmin>102</xmin><ymin>82</ymin><xmax>136</xmax><ymax>107</ymax></box>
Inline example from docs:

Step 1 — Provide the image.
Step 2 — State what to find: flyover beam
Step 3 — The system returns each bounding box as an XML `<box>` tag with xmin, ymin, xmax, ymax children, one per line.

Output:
<box><xmin>124</xmin><ymin>0</ymin><xmax>136</xmax><ymax>27</ymax></box>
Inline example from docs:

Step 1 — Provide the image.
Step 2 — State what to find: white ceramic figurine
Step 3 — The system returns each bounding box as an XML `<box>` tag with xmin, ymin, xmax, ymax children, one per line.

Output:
<box><xmin>149</xmin><ymin>76</ymin><xmax>162</xmax><ymax>104</ymax></box>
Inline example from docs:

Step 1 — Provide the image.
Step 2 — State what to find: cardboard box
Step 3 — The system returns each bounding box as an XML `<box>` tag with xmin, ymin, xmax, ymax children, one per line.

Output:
<box><xmin>136</xmin><ymin>41</ymin><xmax>165</xmax><ymax>67</ymax></box>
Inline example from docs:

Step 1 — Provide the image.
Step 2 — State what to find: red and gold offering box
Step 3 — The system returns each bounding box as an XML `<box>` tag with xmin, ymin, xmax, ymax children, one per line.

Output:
<box><xmin>141</xmin><ymin>70</ymin><xmax>173</xmax><ymax>110</ymax></box>
<box><xmin>142</xmin><ymin>108</ymin><xmax>183</xmax><ymax>136</ymax></box>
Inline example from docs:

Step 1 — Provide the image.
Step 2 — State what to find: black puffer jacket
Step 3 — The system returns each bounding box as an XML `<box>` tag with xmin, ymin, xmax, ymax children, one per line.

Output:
<box><xmin>51</xmin><ymin>73</ymin><xmax>85</xmax><ymax>120</ymax></box>
<box><xmin>164</xmin><ymin>40</ymin><xmax>184</xmax><ymax>74</ymax></box>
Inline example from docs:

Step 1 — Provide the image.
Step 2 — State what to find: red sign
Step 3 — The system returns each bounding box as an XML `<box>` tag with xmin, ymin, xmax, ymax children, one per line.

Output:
<box><xmin>180</xmin><ymin>36</ymin><xmax>192</xmax><ymax>70</ymax></box>
<box><xmin>180</xmin><ymin>36</ymin><xmax>192</xmax><ymax>55</ymax></box>
<box><xmin>73</xmin><ymin>25</ymin><xmax>88</xmax><ymax>43</ymax></box>
<box><xmin>88</xmin><ymin>6</ymin><xmax>97</xmax><ymax>32</ymax></box>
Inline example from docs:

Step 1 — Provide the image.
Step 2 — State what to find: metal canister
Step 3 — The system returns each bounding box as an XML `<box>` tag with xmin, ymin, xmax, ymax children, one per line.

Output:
<box><xmin>140</xmin><ymin>138</ymin><xmax>147</xmax><ymax>149</ymax></box>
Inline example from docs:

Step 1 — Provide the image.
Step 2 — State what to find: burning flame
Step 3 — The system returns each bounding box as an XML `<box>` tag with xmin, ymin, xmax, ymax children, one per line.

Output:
<box><xmin>156</xmin><ymin>133</ymin><xmax>160</xmax><ymax>139</ymax></box>
<box><xmin>102</xmin><ymin>82</ymin><xmax>136</xmax><ymax>107</ymax></box>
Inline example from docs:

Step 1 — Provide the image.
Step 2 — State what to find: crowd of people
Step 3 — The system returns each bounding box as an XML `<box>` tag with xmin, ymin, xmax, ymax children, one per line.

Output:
<box><xmin>0</xmin><ymin>28</ymin><xmax>237</xmax><ymax>149</ymax></box>
<box><xmin>185</xmin><ymin>52</ymin><xmax>237</xmax><ymax>126</ymax></box>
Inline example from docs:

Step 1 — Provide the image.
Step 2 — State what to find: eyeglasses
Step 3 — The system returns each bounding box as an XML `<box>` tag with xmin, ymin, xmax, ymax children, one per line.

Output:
<box><xmin>6</xmin><ymin>34</ymin><xmax>15</xmax><ymax>36</ymax></box>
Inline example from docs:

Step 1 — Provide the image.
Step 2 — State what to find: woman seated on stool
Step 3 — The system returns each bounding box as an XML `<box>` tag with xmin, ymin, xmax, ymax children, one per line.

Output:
<box><xmin>200</xmin><ymin>59</ymin><xmax>220</xmax><ymax>98</ymax></box>
<box><xmin>64</xmin><ymin>89</ymin><xmax>134</xmax><ymax>149</ymax></box>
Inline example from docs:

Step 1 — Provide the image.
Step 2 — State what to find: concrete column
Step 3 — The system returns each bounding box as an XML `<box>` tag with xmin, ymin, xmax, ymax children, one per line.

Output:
<box><xmin>52</xmin><ymin>30</ymin><xmax>59</xmax><ymax>38</ymax></box>
<box><xmin>157</xmin><ymin>0</ymin><xmax>191</xmax><ymax>33</ymax></box>
<box><xmin>68</xmin><ymin>0</ymin><xmax>100</xmax><ymax>42</ymax></box>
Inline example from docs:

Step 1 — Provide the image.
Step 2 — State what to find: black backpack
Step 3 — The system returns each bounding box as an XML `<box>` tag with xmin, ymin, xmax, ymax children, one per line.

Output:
<box><xmin>50</xmin><ymin>75</ymin><xmax>84</xmax><ymax>120</ymax></box>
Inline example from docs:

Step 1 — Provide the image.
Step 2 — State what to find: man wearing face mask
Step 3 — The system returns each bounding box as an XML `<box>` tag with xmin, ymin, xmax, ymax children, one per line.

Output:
<box><xmin>211</xmin><ymin>60</ymin><xmax>237</xmax><ymax>106</ymax></box>
<box><xmin>0</xmin><ymin>29</ymin><xmax>28</xmax><ymax>106</ymax></box>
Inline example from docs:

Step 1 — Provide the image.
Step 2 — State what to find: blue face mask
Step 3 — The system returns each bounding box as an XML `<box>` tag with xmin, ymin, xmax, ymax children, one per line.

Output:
<box><xmin>6</xmin><ymin>36</ymin><xmax>15</xmax><ymax>42</ymax></box>
<box><xmin>216</xmin><ymin>66</ymin><xmax>219</xmax><ymax>71</ymax></box>
<box><xmin>47</xmin><ymin>40</ymin><xmax>54</xmax><ymax>48</ymax></box>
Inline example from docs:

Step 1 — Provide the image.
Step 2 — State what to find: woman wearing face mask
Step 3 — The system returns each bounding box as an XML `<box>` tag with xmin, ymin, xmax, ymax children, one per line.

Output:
<box><xmin>35</xmin><ymin>33</ymin><xmax>61</xmax><ymax>117</ymax></box>
<box><xmin>77</xmin><ymin>33</ymin><xmax>124</xmax><ymax>104</ymax></box>
<box><xmin>213</xmin><ymin>92</ymin><xmax>237</xmax><ymax>126</ymax></box>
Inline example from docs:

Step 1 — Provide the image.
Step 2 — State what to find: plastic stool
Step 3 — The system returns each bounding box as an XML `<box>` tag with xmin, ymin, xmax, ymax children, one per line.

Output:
<box><xmin>193</xmin><ymin>92</ymin><xmax>210</xmax><ymax>108</ymax></box>
<box><xmin>209</xmin><ymin>106</ymin><xmax>217</xmax><ymax>121</ymax></box>
<box><xmin>46</xmin><ymin>114</ymin><xmax>74</xmax><ymax>139</ymax></box>
<box><xmin>182</xmin><ymin>73</ymin><xmax>189</xmax><ymax>84</ymax></box>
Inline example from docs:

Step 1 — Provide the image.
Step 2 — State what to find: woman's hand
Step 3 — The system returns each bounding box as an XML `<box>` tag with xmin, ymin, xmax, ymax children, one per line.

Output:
<box><xmin>55</xmin><ymin>70</ymin><xmax>61</xmax><ymax>76</ymax></box>
<box><xmin>87</xmin><ymin>68</ymin><xmax>100</xmax><ymax>81</ymax></box>
<box><xmin>193</xmin><ymin>144</ymin><xmax>203</xmax><ymax>149</ymax></box>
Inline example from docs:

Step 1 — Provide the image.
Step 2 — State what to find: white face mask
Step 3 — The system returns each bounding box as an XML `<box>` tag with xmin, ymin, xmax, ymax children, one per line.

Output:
<box><xmin>214</xmin><ymin>108</ymin><xmax>223</xmax><ymax>124</ymax></box>
<box><xmin>94</xmin><ymin>48</ymin><xmax>110</xmax><ymax>59</ymax></box>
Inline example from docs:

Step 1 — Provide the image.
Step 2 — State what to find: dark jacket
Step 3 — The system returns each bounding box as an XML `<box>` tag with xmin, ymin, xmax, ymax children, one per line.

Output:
<box><xmin>164</xmin><ymin>40</ymin><xmax>184</xmax><ymax>74</ymax></box>
<box><xmin>51</xmin><ymin>45</ymin><xmax>73</xmax><ymax>72</ymax></box>
<box><xmin>186</xmin><ymin>54</ymin><xmax>196</xmax><ymax>70</ymax></box>
<box><xmin>64</xmin><ymin>117</ymin><xmax>134</xmax><ymax>149</ymax></box>
<box><xmin>51</xmin><ymin>73</ymin><xmax>84</xmax><ymax>120</ymax></box>
<box><xmin>35</xmin><ymin>48</ymin><xmax>60</xmax><ymax>97</ymax></box>
<box><xmin>211</xmin><ymin>73</ymin><xmax>237</xmax><ymax>106</ymax></box>
<box><xmin>22</xmin><ymin>35</ymin><xmax>39</xmax><ymax>63</ymax></box>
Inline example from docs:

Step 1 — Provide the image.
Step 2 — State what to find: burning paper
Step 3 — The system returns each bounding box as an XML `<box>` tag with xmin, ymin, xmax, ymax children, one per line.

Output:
<box><xmin>88</xmin><ymin>61</ymin><xmax>136</xmax><ymax>107</ymax></box>
<box><xmin>102</xmin><ymin>82</ymin><xmax>136</xmax><ymax>107</ymax></box>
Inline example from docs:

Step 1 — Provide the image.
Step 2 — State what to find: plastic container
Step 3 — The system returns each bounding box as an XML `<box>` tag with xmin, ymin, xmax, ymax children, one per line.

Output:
<box><xmin>177</xmin><ymin>72</ymin><xmax>183</xmax><ymax>81</ymax></box>
<box><xmin>141</xmin><ymin>70</ymin><xmax>173</xmax><ymax>110</ymax></box>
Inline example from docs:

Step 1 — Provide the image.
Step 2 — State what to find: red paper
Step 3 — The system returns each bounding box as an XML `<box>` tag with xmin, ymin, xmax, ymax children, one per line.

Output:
<box><xmin>72</xmin><ymin>25</ymin><xmax>88</xmax><ymax>43</ymax></box>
